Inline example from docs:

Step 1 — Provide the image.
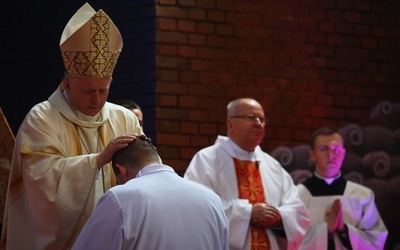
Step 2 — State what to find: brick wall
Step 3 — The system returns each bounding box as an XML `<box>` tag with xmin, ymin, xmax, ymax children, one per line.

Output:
<box><xmin>1</xmin><ymin>0</ymin><xmax>399</xmax><ymax>248</ymax></box>
<box><xmin>155</xmin><ymin>0</ymin><xmax>400</xmax><ymax>177</ymax></box>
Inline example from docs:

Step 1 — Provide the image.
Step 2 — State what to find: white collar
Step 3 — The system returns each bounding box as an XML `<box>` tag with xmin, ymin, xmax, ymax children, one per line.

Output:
<box><xmin>314</xmin><ymin>171</ymin><xmax>341</xmax><ymax>185</ymax></box>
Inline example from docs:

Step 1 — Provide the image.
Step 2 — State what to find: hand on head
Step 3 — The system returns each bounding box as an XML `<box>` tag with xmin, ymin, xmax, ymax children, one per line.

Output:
<box><xmin>97</xmin><ymin>134</ymin><xmax>151</xmax><ymax>169</ymax></box>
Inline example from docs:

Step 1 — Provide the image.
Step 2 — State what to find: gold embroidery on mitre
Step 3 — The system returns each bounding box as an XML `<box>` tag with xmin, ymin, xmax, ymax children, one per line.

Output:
<box><xmin>60</xmin><ymin>4</ymin><xmax>123</xmax><ymax>78</ymax></box>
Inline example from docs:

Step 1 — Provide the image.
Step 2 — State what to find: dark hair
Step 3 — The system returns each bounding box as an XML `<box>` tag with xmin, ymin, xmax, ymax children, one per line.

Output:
<box><xmin>112</xmin><ymin>137</ymin><xmax>159</xmax><ymax>175</ymax></box>
<box><xmin>309</xmin><ymin>127</ymin><xmax>338</xmax><ymax>149</ymax></box>
<box><xmin>114</xmin><ymin>99</ymin><xmax>141</xmax><ymax>111</ymax></box>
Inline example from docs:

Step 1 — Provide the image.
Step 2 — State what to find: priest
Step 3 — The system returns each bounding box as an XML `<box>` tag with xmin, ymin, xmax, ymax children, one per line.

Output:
<box><xmin>185</xmin><ymin>98</ymin><xmax>310</xmax><ymax>249</ymax></box>
<box><xmin>297</xmin><ymin>127</ymin><xmax>388</xmax><ymax>249</ymax></box>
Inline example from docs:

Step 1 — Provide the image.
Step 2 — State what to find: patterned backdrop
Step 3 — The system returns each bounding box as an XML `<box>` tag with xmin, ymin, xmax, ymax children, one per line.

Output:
<box><xmin>271</xmin><ymin>100</ymin><xmax>400</xmax><ymax>249</ymax></box>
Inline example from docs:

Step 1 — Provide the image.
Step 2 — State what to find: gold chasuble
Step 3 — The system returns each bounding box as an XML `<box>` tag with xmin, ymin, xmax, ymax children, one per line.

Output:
<box><xmin>233</xmin><ymin>157</ymin><xmax>271</xmax><ymax>250</ymax></box>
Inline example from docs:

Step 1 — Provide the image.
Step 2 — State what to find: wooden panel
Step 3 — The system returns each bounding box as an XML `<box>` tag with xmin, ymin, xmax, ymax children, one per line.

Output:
<box><xmin>0</xmin><ymin>107</ymin><xmax>15</xmax><ymax>223</ymax></box>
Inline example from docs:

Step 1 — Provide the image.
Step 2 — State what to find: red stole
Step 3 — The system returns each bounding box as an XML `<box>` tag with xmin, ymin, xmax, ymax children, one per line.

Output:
<box><xmin>233</xmin><ymin>158</ymin><xmax>271</xmax><ymax>250</ymax></box>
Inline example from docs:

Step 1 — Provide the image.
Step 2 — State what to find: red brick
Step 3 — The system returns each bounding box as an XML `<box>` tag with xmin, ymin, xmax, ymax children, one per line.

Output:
<box><xmin>159</xmin><ymin>95</ymin><xmax>178</xmax><ymax>106</ymax></box>
<box><xmin>156</xmin><ymin>31</ymin><xmax>188</xmax><ymax>44</ymax></box>
<box><xmin>327</xmin><ymin>10</ymin><xmax>344</xmax><ymax>22</ymax></box>
<box><xmin>158</xmin><ymin>0</ymin><xmax>177</xmax><ymax>5</ymax></box>
<box><xmin>199</xmin><ymin>123</ymin><xmax>218</xmax><ymax>135</ymax></box>
<box><xmin>216</xmin><ymin>1</ymin><xmax>235</xmax><ymax>11</ymax></box>
<box><xmin>191</xmin><ymin>59</ymin><xmax>211</xmax><ymax>71</ymax></box>
<box><xmin>299</xmin><ymin>93</ymin><xmax>316</xmax><ymax>104</ymax></box>
<box><xmin>319</xmin><ymin>21</ymin><xmax>335</xmax><ymax>33</ymax></box>
<box><xmin>157</xmin><ymin>133</ymin><xmax>190</xmax><ymax>146</ymax></box>
<box><xmin>293</xmin><ymin>129</ymin><xmax>312</xmax><ymax>141</ymax></box>
<box><xmin>316</xmin><ymin>94</ymin><xmax>333</xmax><ymax>106</ymax></box>
<box><xmin>188</xmin><ymin>9</ymin><xmax>206</xmax><ymax>20</ymax></box>
<box><xmin>283</xmin><ymin>116</ymin><xmax>302</xmax><ymax>128</ymax></box>
<box><xmin>302</xmin><ymin>117</ymin><xmax>321</xmax><ymax>129</ymax></box>
<box><xmin>303</xmin><ymin>68</ymin><xmax>319</xmax><ymax>80</ymax></box>
<box><xmin>362</xmin><ymin>38</ymin><xmax>378</xmax><ymax>49</ymax></box>
<box><xmin>355</xmin><ymin>73</ymin><xmax>373</xmax><ymax>84</ymax></box>
<box><xmin>354</xmin><ymin>1</ymin><xmax>371</xmax><ymax>12</ymax></box>
<box><xmin>198</xmin><ymin>47</ymin><xmax>219</xmax><ymax>59</ymax></box>
<box><xmin>328</xmin><ymin>108</ymin><xmax>345</xmax><ymax>119</ymax></box>
<box><xmin>191</xmin><ymin>135</ymin><xmax>213</xmax><ymax>147</ymax></box>
<box><xmin>180</xmin><ymin>147</ymin><xmax>200</xmax><ymax>160</ymax></box>
<box><xmin>363</xmin><ymin>61</ymin><xmax>379</xmax><ymax>73</ymax></box>
<box><xmin>310</xmin><ymin>105</ymin><xmax>328</xmax><ymax>117</ymax></box>
<box><xmin>157</xmin><ymin>82</ymin><xmax>186</xmax><ymax>95</ymax></box>
<box><xmin>327</xmin><ymin>34</ymin><xmax>343</xmax><ymax>45</ymax></box>
<box><xmin>180</xmin><ymin>71</ymin><xmax>199</xmax><ymax>83</ymax></box>
<box><xmin>157</xmin><ymin>6</ymin><xmax>187</xmax><ymax>19</ymax></box>
<box><xmin>207</xmin><ymin>35</ymin><xmax>227</xmax><ymax>47</ymax></box>
<box><xmin>309</xmin><ymin>81</ymin><xmax>327</xmax><ymax>93</ymax></box>
<box><xmin>209</xmin><ymin>11</ymin><xmax>225</xmax><ymax>23</ymax></box>
<box><xmin>157</xmin><ymin>108</ymin><xmax>188</xmax><ymax>120</ymax></box>
<box><xmin>180</xmin><ymin>121</ymin><xmax>198</xmax><ymax>133</ymax></box>
<box><xmin>200</xmin><ymin>73</ymin><xmax>218</xmax><ymax>85</ymax></box>
<box><xmin>178</xmin><ymin>45</ymin><xmax>197</xmax><ymax>58</ymax></box>
<box><xmin>328</xmin><ymin>83</ymin><xmax>345</xmax><ymax>94</ymax></box>
<box><xmin>275</xmin><ymin>128</ymin><xmax>293</xmax><ymax>140</ymax></box>
<box><xmin>345</xmin><ymin>12</ymin><xmax>363</xmax><ymax>23</ymax></box>
<box><xmin>293</xmin><ymin>104</ymin><xmax>310</xmax><ymax>116</ymax></box>
<box><xmin>197</xmin><ymin>22</ymin><xmax>215</xmax><ymax>34</ymax></box>
<box><xmin>293</xmin><ymin>81</ymin><xmax>309</xmax><ymax>91</ymax></box>
<box><xmin>351</xmin><ymin>97</ymin><xmax>369</xmax><ymax>108</ymax></box>
<box><xmin>188</xmin><ymin>34</ymin><xmax>206</xmax><ymax>45</ymax></box>
<box><xmin>355</xmin><ymin>25</ymin><xmax>370</xmax><ymax>36</ymax></box>
<box><xmin>334</xmin><ymin>96</ymin><xmax>351</xmax><ymax>106</ymax></box>
<box><xmin>177</xmin><ymin>20</ymin><xmax>196</xmax><ymax>32</ymax></box>
<box><xmin>345</xmin><ymin>109</ymin><xmax>363</xmax><ymax>120</ymax></box>
<box><xmin>274</xmin><ymin>103</ymin><xmax>292</xmax><ymax>115</ymax></box>
<box><xmin>158</xmin><ymin>45</ymin><xmax>178</xmax><ymax>56</ymax></box>
<box><xmin>189</xmin><ymin>110</ymin><xmax>208</xmax><ymax>121</ymax></box>
<box><xmin>157</xmin><ymin>146</ymin><xmax>179</xmax><ymax>159</ymax></box>
<box><xmin>158</xmin><ymin>120</ymin><xmax>179</xmax><ymax>133</ymax></box>
<box><xmin>177</xmin><ymin>0</ymin><xmax>195</xmax><ymax>7</ymax></box>
<box><xmin>157</xmin><ymin>69</ymin><xmax>179</xmax><ymax>81</ymax></box>
<box><xmin>198</xmin><ymin>1</ymin><xmax>216</xmax><ymax>9</ymax></box>
<box><xmin>215</xmin><ymin>24</ymin><xmax>233</xmax><ymax>36</ymax></box>
<box><xmin>179</xmin><ymin>95</ymin><xmax>198</xmax><ymax>110</ymax></box>
<box><xmin>248</xmin><ymin>64</ymin><xmax>266</xmax><ymax>76</ymax></box>
<box><xmin>158</xmin><ymin>18</ymin><xmax>176</xmax><ymax>31</ymax></box>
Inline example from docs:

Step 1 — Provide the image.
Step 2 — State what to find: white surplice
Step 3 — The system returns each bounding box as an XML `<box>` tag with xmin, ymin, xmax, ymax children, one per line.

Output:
<box><xmin>297</xmin><ymin>176</ymin><xmax>388</xmax><ymax>250</ymax></box>
<box><xmin>184</xmin><ymin>136</ymin><xmax>311</xmax><ymax>250</ymax></box>
<box><xmin>73</xmin><ymin>164</ymin><xmax>229</xmax><ymax>250</ymax></box>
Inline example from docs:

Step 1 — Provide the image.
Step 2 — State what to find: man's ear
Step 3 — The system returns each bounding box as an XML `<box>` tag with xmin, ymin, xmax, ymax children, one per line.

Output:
<box><xmin>309</xmin><ymin>149</ymin><xmax>316</xmax><ymax>162</ymax></box>
<box><xmin>115</xmin><ymin>163</ymin><xmax>127</xmax><ymax>178</ymax></box>
<box><xmin>63</xmin><ymin>79</ymin><xmax>69</xmax><ymax>94</ymax></box>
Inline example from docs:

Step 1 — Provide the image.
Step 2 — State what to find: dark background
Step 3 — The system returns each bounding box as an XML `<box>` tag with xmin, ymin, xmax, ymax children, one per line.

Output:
<box><xmin>1</xmin><ymin>1</ymin><xmax>157</xmax><ymax>142</ymax></box>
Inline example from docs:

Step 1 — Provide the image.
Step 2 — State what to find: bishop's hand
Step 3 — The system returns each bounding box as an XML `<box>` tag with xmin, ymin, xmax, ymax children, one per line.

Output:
<box><xmin>97</xmin><ymin>134</ymin><xmax>139</xmax><ymax>169</ymax></box>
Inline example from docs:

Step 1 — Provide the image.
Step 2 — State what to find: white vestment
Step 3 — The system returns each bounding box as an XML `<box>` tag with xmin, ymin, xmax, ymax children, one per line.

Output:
<box><xmin>184</xmin><ymin>136</ymin><xmax>310</xmax><ymax>250</ymax></box>
<box><xmin>73</xmin><ymin>164</ymin><xmax>229</xmax><ymax>250</ymax></box>
<box><xmin>1</xmin><ymin>87</ymin><xmax>142</xmax><ymax>249</ymax></box>
<box><xmin>297</xmin><ymin>176</ymin><xmax>388</xmax><ymax>250</ymax></box>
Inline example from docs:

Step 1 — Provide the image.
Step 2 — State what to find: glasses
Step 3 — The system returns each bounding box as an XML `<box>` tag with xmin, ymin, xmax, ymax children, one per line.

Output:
<box><xmin>230</xmin><ymin>114</ymin><xmax>267</xmax><ymax>125</ymax></box>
